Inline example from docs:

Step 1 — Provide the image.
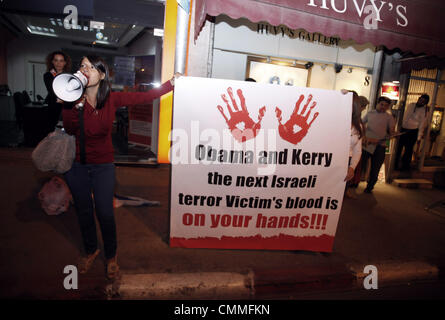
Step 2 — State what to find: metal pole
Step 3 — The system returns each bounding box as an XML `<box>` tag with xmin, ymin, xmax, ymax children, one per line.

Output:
<box><xmin>369</xmin><ymin>49</ymin><xmax>384</xmax><ymax>111</ymax></box>
<box><xmin>174</xmin><ymin>3</ymin><xmax>189</xmax><ymax>74</ymax></box>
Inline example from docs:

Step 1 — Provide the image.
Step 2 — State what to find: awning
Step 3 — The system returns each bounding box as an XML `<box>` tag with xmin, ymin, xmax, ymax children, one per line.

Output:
<box><xmin>195</xmin><ymin>0</ymin><xmax>445</xmax><ymax>58</ymax></box>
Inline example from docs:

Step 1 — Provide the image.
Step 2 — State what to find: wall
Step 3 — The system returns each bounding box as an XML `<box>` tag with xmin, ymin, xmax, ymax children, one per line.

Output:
<box><xmin>186</xmin><ymin>3</ymin><xmax>213</xmax><ymax>78</ymax></box>
<box><xmin>127</xmin><ymin>31</ymin><xmax>158</xmax><ymax>56</ymax></box>
<box><xmin>210</xmin><ymin>15</ymin><xmax>376</xmax><ymax>98</ymax></box>
<box><xmin>0</xmin><ymin>26</ymin><xmax>15</xmax><ymax>86</ymax></box>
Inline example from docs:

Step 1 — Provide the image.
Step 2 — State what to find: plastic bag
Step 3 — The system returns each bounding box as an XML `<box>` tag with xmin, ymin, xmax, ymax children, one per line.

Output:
<box><xmin>31</xmin><ymin>128</ymin><xmax>76</xmax><ymax>174</ymax></box>
<box><xmin>38</xmin><ymin>176</ymin><xmax>72</xmax><ymax>215</ymax></box>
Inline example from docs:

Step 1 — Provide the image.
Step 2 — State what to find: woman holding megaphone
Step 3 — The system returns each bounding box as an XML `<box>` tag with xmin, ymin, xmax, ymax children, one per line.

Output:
<box><xmin>59</xmin><ymin>55</ymin><xmax>180</xmax><ymax>280</ymax></box>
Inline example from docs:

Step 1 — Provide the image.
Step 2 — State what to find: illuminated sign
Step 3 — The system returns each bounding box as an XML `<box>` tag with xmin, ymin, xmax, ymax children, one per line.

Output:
<box><xmin>381</xmin><ymin>82</ymin><xmax>399</xmax><ymax>100</ymax></box>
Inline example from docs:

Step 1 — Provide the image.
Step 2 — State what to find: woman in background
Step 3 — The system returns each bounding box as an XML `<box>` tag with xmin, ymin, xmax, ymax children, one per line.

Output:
<box><xmin>343</xmin><ymin>91</ymin><xmax>363</xmax><ymax>198</ymax></box>
<box><xmin>346</xmin><ymin>96</ymin><xmax>369</xmax><ymax>198</ymax></box>
<box><xmin>44</xmin><ymin>51</ymin><xmax>72</xmax><ymax>131</ymax></box>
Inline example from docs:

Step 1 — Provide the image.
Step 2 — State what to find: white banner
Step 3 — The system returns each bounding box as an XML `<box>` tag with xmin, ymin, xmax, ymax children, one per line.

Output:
<box><xmin>170</xmin><ymin>77</ymin><xmax>351</xmax><ymax>252</ymax></box>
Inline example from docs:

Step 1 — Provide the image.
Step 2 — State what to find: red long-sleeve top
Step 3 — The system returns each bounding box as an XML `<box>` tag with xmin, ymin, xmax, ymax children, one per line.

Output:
<box><xmin>62</xmin><ymin>80</ymin><xmax>173</xmax><ymax>164</ymax></box>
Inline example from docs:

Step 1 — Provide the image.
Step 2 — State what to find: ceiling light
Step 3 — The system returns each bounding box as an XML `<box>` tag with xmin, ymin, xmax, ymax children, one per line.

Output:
<box><xmin>28</xmin><ymin>30</ymin><xmax>58</xmax><ymax>37</ymax></box>
<box><xmin>90</xmin><ymin>21</ymin><xmax>105</xmax><ymax>30</ymax></box>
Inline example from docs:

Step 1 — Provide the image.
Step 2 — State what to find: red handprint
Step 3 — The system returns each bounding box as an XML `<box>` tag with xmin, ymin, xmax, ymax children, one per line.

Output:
<box><xmin>275</xmin><ymin>94</ymin><xmax>319</xmax><ymax>145</ymax></box>
<box><xmin>217</xmin><ymin>87</ymin><xmax>266</xmax><ymax>143</ymax></box>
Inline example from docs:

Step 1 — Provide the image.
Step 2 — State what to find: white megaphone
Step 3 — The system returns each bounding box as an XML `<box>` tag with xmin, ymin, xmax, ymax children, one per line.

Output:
<box><xmin>52</xmin><ymin>71</ymin><xmax>88</xmax><ymax>102</ymax></box>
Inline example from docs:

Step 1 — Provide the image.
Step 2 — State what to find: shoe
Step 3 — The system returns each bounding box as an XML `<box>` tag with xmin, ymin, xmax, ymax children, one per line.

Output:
<box><xmin>364</xmin><ymin>187</ymin><xmax>372</xmax><ymax>194</ymax></box>
<box><xmin>78</xmin><ymin>249</ymin><xmax>100</xmax><ymax>274</ymax></box>
<box><xmin>106</xmin><ymin>255</ymin><xmax>120</xmax><ymax>280</ymax></box>
<box><xmin>345</xmin><ymin>188</ymin><xmax>357</xmax><ymax>199</ymax></box>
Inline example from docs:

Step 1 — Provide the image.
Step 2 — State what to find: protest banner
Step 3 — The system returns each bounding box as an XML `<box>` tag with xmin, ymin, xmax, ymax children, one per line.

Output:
<box><xmin>170</xmin><ymin>77</ymin><xmax>351</xmax><ymax>252</ymax></box>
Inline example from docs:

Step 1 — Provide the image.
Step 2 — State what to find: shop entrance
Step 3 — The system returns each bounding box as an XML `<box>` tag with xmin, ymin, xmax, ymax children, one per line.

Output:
<box><xmin>404</xmin><ymin>68</ymin><xmax>445</xmax><ymax>171</ymax></box>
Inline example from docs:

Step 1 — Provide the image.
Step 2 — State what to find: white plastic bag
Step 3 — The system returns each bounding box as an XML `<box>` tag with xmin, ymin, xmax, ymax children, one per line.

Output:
<box><xmin>31</xmin><ymin>128</ymin><xmax>76</xmax><ymax>174</ymax></box>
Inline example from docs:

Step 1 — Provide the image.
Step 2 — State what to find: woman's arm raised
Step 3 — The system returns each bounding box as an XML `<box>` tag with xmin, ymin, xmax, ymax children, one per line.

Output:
<box><xmin>109</xmin><ymin>78</ymin><xmax>175</xmax><ymax>109</ymax></box>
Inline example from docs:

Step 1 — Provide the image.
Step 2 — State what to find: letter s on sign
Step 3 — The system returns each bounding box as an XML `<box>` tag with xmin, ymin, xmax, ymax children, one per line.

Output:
<box><xmin>396</xmin><ymin>5</ymin><xmax>408</xmax><ymax>27</ymax></box>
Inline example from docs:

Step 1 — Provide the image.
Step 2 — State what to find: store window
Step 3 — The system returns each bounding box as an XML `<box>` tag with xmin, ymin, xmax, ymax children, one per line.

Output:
<box><xmin>411</xmin><ymin>68</ymin><xmax>438</xmax><ymax>80</ymax></box>
<box><xmin>428</xmin><ymin>81</ymin><xmax>445</xmax><ymax>165</ymax></box>
<box><xmin>1</xmin><ymin>4</ymin><xmax>164</xmax><ymax>163</ymax></box>
<box><xmin>407</xmin><ymin>68</ymin><xmax>445</xmax><ymax>168</ymax></box>
<box><xmin>211</xmin><ymin>15</ymin><xmax>375</xmax><ymax>101</ymax></box>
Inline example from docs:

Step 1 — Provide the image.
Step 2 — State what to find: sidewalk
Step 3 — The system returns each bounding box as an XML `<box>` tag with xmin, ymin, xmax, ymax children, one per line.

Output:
<box><xmin>0</xmin><ymin>147</ymin><xmax>444</xmax><ymax>299</ymax></box>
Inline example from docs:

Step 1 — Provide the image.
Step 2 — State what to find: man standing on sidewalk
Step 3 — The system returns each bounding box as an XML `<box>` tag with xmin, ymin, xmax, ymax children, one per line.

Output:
<box><xmin>395</xmin><ymin>94</ymin><xmax>430</xmax><ymax>171</ymax></box>
<box><xmin>361</xmin><ymin>96</ymin><xmax>396</xmax><ymax>193</ymax></box>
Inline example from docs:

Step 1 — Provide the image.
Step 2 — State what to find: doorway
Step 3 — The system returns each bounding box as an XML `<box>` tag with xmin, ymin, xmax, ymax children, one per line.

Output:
<box><xmin>26</xmin><ymin>61</ymin><xmax>47</xmax><ymax>102</ymax></box>
<box><xmin>404</xmin><ymin>68</ymin><xmax>445</xmax><ymax>170</ymax></box>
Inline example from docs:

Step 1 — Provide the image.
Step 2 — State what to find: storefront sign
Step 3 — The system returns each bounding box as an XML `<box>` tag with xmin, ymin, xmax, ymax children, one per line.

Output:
<box><xmin>306</xmin><ymin>0</ymin><xmax>408</xmax><ymax>27</ymax></box>
<box><xmin>195</xmin><ymin>0</ymin><xmax>445</xmax><ymax>57</ymax></box>
<box><xmin>257</xmin><ymin>24</ymin><xmax>340</xmax><ymax>47</ymax></box>
<box><xmin>170</xmin><ymin>77</ymin><xmax>352</xmax><ymax>252</ymax></box>
<box><xmin>381</xmin><ymin>82</ymin><xmax>399</xmax><ymax>100</ymax></box>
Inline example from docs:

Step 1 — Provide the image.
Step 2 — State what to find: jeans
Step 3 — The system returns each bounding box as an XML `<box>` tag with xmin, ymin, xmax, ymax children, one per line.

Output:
<box><xmin>395</xmin><ymin>128</ymin><xmax>418</xmax><ymax>171</ymax></box>
<box><xmin>361</xmin><ymin>145</ymin><xmax>386</xmax><ymax>191</ymax></box>
<box><xmin>64</xmin><ymin>162</ymin><xmax>116</xmax><ymax>259</ymax></box>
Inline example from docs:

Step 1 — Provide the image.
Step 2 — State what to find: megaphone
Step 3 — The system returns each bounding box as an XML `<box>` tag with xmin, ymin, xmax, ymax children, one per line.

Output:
<box><xmin>52</xmin><ymin>71</ymin><xmax>88</xmax><ymax>102</ymax></box>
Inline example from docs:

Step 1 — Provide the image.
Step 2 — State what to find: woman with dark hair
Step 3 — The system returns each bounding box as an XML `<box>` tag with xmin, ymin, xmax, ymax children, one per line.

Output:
<box><xmin>339</xmin><ymin>90</ymin><xmax>363</xmax><ymax>199</ymax></box>
<box><xmin>344</xmin><ymin>92</ymin><xmax>364</xmax><ymax>198</ymax></box>
<box><xmin>346</xmin><ymin>92</ymin><xmax>364</xmax><ymax>179</ymax></box>
<box><xmin>348</xmin><ymin>96</ymin><xmax>369</xmax><ymax>196</ymax></box>
<box><xmin>44</xmin><ymin>51</ymin><xmax>72</xmax><ymax>131</ymax></box>
<box><xmin>62</xmin><ymin>55</ymin><xmax>179</xmax><ymax>280</ymax></box>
